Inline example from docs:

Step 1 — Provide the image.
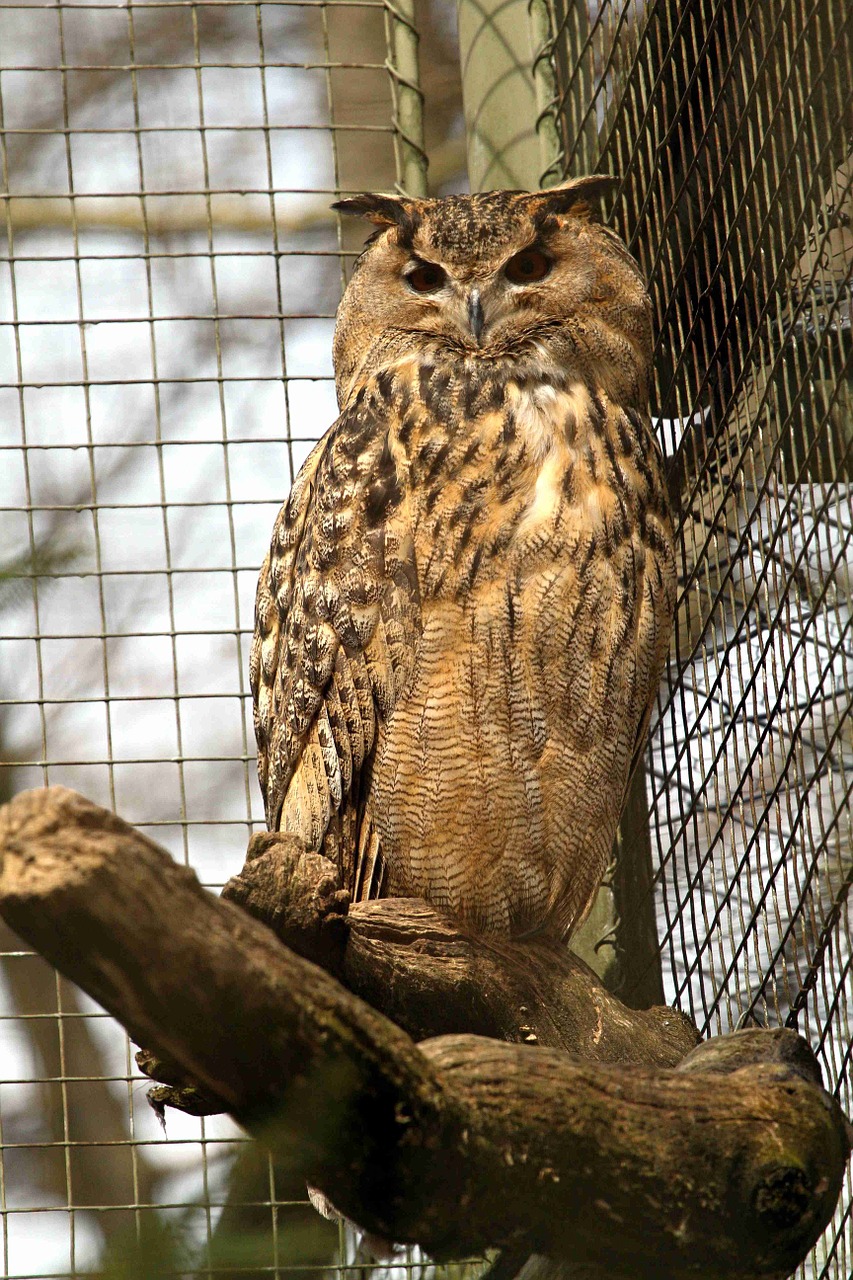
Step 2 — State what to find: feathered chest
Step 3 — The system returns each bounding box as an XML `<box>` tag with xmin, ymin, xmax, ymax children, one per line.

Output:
<box><xmin>370</xmin><ymin>356</ymin><xmax>667</xmax><ymax>601</ymax></box>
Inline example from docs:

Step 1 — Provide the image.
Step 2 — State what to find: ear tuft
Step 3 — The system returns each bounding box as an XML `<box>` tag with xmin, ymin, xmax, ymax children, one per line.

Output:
<box><xmin>528</xmin><ymin>174</ymin><xmax>621</xmax><ymax>221</ymax></box>
<box><xmin>331</xmin><ymin>192</ymin><xmax>417</xmax><ymax>230</ymax></box>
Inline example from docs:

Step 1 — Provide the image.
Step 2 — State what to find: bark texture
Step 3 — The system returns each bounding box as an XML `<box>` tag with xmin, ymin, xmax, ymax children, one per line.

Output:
<box><xmin>222</xmin><ymin>831</ymin><xmax>700</xmax><ymax>1063</ymax></box>
<box><xmin>0</xmin><ymin>787</ymin><xmax>849</xmax><ymax>1280</ymax></box>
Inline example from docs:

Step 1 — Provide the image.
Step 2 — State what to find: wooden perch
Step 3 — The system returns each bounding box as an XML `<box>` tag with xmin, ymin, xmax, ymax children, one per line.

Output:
<box><xmin>221</xmin><ymin>830</ymin><xmax>701</xmax><ymax>1064</ymax></box>
<box><xmin>0</xmin><ymin>787</ymin><xmax>850</xmax><ymax>1280</ymax></box>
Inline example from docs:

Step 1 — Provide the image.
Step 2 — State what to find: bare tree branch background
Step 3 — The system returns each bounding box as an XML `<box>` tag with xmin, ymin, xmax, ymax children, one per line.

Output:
<box><xmin>0</xmin><ymin>1</ymin><xmax>464</xmax><ymax>1273</ymax></box>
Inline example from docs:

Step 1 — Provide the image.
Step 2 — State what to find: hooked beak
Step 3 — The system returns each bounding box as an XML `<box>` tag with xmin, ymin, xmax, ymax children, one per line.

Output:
<box><xmin>467</xmin><ymin>288</ymin><xmax>485</xmax><ymax>344</ymax></box>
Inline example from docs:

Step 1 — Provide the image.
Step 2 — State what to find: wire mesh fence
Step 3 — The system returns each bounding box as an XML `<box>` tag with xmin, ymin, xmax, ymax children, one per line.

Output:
<box><xmin>0</xmin><ymin>1</ymin><xmax>452</xmax><ymax>1274</ymax></box>
<box><xmin>538</xmin><ymin>2</ymin><xmax>852</xmax><ymax>1275</ymax></box>
<box><xmin>1</xmin><ymin>0</ymin><xmax>851</xmax><ymax>1277</ymax></box>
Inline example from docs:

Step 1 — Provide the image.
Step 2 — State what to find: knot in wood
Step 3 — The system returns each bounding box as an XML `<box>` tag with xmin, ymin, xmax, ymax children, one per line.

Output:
<box><xmin>752</xmin><ymin>1164</ymin><xmax>813</xmax><ymax>1229</ymax></box>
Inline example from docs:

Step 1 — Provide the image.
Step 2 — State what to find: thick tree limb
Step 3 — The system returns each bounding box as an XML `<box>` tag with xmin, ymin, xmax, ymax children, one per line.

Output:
<box><xmin>0</xmin><ymin>787</ymin><xmax>849</xmax><ymax>1280</ymax></box>
<box><xmin>222</xmin><ymin>830</ymin><xmax>700</xmax><ymax>1064</ymax></box>
<box><xmin>342</xmin><ymin>899</ymin><xmax>699</xmax><ymax>1063</ymax></box>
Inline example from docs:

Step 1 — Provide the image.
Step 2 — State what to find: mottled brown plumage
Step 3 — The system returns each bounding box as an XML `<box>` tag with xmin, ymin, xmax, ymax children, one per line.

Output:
<box><xmin>251</xmin><ymin>178</ymin><xmax>676</xmax><ymax>939</ymax></box>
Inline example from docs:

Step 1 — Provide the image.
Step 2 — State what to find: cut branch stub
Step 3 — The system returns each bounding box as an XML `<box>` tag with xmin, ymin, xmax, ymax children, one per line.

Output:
<box><xmin>0</xmin><ymin>787</ymin><xmax>849</xmax><ymax>1279</ymax></box>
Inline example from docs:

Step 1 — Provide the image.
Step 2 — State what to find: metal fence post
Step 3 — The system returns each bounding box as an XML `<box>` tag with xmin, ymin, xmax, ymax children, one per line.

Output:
<box><xmin>457</xmin><ymin>0</ymin><xmax>543</xmax><ymax>191</ymax></box>
<box><xmin>384</xmin><ymin>0</ymin><xmax>429</xmax><ymax>197</ymax></box>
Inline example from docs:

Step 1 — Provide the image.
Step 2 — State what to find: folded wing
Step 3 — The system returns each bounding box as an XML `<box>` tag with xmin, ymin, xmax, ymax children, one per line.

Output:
<box><xmin>250</xmin><ymin>395</ymin><xmax>421</xmax><ymax>895</ymax></box>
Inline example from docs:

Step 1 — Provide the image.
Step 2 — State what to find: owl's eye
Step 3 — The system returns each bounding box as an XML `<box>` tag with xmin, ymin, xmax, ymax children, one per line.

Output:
<box><xmin>505</xmin><ymin>249</ymin><xmax>551</xmax><ymax>284</ymax></box>
<box><xmin>405</xmin><ymin>262</ymin><xmax>447</xmax><ymax>293</ymax></box>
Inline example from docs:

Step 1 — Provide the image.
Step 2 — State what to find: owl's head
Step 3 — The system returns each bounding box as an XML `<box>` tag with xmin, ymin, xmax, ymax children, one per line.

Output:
<box><xmin>331</xmin><ymin>177</ymin><xmax>652</xmax><ymax>409</ymax></box>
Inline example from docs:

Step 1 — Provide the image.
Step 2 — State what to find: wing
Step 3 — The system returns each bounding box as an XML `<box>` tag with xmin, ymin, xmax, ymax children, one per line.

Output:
<box><xmin>250</xmin><ymin>392</ymin><xmax>420</xmax><ymax>896</ymax></box>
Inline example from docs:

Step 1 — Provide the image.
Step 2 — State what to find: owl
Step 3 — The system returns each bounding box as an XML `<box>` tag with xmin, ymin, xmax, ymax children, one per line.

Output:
<box><xmin>250</xmin><ymin>177</ymin><xmax>676</xmax><ymax>940</ymax></box>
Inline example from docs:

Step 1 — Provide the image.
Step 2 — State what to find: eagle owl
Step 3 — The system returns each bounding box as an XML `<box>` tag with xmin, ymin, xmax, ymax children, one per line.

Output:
<box><xmin>251</xmin><ymin>177</ymin><xmax>676</xmax><ymax>939</ymax></box>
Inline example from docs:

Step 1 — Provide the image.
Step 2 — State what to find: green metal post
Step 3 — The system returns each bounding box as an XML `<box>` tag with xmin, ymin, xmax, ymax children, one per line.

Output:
<box><xmin>528</xmin><ymin>0</ymin><xmax>565</xmax><ymax>186</ymax></box>
<box><xmin>456</xmin><ymin>0</ymin><xmax>563</xmax><ymax>192</ymax></box>
<box><xmin>385</xmin><ymin>0</ymin><xmax>429</xmax><ymax>197</ymax></box>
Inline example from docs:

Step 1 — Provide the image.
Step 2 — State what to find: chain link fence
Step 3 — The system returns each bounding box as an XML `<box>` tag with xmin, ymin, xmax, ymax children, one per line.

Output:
<box><xmin>1</xmin><ymin>0</ymin><xmax>851</xmax><ymax>1277</ymax></box>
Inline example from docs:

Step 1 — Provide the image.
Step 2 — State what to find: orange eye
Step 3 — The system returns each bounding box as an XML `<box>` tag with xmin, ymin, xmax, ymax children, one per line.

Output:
<box><xmin>405</xmin><ymin>263</ymin><xmax>447</xmax><ymax>293</ymax></box>
<box><xmin>505</xmin><ymin>249</ymin><xmax>551</xmax><ymax>284</ymax></box>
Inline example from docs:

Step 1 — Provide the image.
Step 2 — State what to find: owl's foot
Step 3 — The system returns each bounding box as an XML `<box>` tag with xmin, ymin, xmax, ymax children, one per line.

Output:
<box><xmin>133</xmin><ymin>836</ymin><xmax>351</xmax><ymax>1128</ymax></box>
<box><xmin>222</xmin><ymin>833</ymin><xmax>350</xmax><ymax>973</ymax></box>
<box><xmin>135</xmin><ymin>1047</ymin><xmax>226</xmax><ymax>1123</ymax></box>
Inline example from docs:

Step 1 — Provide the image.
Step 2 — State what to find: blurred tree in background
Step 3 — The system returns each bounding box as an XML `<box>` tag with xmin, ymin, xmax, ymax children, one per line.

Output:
<box><xmin>0</xmin><ymin>1</ymin><xmax>463</xmax><ymax>1273</ymax></box>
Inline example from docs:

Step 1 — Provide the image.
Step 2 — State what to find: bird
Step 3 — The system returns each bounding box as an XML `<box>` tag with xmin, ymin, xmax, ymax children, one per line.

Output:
<box><xmin>250</xmin><ymin>177</ymin><xmax>677</xmax><ymax>940</ymax></box>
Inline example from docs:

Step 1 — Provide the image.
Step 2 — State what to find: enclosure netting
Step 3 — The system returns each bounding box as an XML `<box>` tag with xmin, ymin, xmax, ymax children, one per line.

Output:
<box><xmin>538</xmin><ymin>2</ymin><xmax>852</xmax><ymax>1276</ymax></box>
<box><xmin>0</xmin><ymin>1</ymin><xmax>440</xmax><ymax>1275</ymax></box>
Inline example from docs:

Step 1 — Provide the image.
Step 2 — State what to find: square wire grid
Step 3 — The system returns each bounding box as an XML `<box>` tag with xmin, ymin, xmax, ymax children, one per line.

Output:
<box><xmin>0</xmin><ymin>1</ymin><xmax>426</xmax><ymax>1275</ymax></box>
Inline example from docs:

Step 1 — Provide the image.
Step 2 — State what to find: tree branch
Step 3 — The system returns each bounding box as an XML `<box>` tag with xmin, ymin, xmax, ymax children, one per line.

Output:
<box><xmin>343</xmin><ymin>898</ymin><xmax>699</xmax><ymax>1062</ymax></box>
<box><xmin>221</xmin><ymin>830</ymin><xmax>700</xmax><ymax>1064</ymax></box>
<box><xmin>0</xmin><ymin>787</ymin><xmax>849</xmax><ymax>1280</ymax></box>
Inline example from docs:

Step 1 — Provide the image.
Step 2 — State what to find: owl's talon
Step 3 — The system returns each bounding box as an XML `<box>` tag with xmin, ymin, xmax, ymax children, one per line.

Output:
<box><xmin>146</xmin><ymin>1082</ymin><xmax>225</xmax><ymax>1120</ymax></box>
<box><xmin>315</xmin><ymin>877</ymin><xmax>350</xmax><ymax>919</ymax></box>
<box><xmin>135</xmin><ymin>1050</ymin><xmax>227</xmax><ymax>1120</ymax></box>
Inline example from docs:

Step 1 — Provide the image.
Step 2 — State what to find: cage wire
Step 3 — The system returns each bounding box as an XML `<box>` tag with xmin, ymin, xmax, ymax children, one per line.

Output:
<box><xmin>0</xmin><ymin>0</ymin><xmax>446</xmax><ymax>1276</ymax></box>
<box><xmin>0</xmin><ymin>0</ymin><xmax>852</xmax><ymax>1278</ymax></box>
<box><xmin>534</xmin><ymin>1</ymin><xmax>852</xmax><ymax>1277</ymax></box>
